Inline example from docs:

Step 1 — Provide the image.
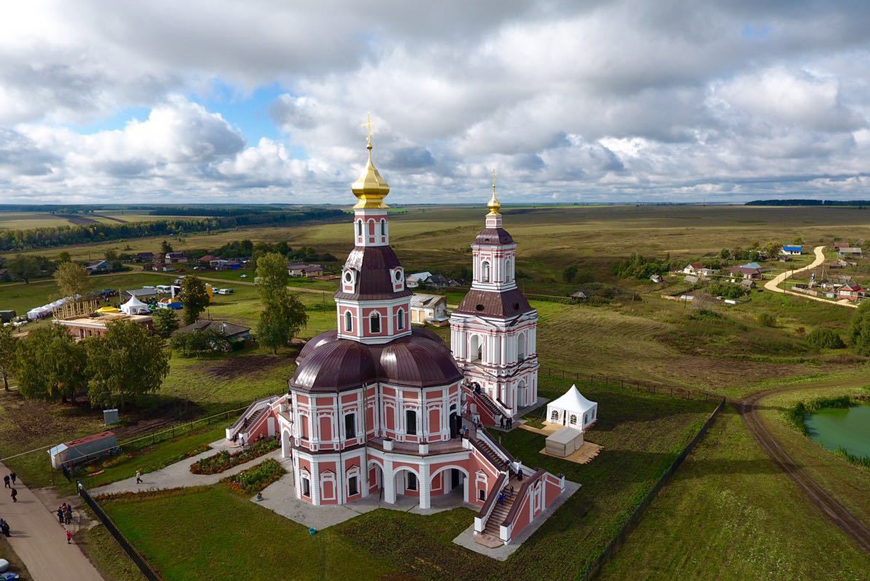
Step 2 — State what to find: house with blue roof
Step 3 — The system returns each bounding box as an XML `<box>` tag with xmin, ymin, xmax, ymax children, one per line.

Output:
<box><xmin>781</xmin><ymin>245</ymin><xmax>802</xmax><ymax>256</ymax></box>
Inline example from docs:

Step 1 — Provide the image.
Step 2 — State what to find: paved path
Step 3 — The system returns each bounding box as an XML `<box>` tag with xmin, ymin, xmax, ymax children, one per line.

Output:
<box><xmin>738</xmin><ymin>387</ymin><xmax>870</xmax><ymax>554</ymax></box>
<box><xmin>91</xmin><ymin>441</ymin><xmax>280</xmax><ymax>496</ymax></box>
<box><xmin>0</xmin><ymin>462</ymin><xmax>103</xmax><ymax>581</ymax></box>
<box><xmin>763</xmin><ymin>246</ymin><xmax>857</xmax><ymax>308</ymax></box>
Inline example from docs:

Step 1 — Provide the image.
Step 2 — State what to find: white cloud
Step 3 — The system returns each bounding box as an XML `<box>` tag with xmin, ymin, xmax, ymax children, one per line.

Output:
<box><xmin>2</xmin><ymin>0</ymin><xmax>870</xmax><ymax>203</ymax></box>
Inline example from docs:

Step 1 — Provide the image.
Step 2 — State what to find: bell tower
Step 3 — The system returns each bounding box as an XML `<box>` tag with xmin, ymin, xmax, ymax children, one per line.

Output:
<box><xmin>450</xmin><ymin>174</ymin><xmax>539</xmax><ymax>417</ymax></box>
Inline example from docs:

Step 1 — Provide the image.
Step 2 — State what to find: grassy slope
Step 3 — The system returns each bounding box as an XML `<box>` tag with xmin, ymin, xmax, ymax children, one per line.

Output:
<box><xmin>597</xmin><ymin>407</ymin><xmax>870</xmax><ymax>581</ymax></box>
<box><xmin>103</xmin><ymin>486</ymin><xmax>393</xmax><ymax>581</ymax></box>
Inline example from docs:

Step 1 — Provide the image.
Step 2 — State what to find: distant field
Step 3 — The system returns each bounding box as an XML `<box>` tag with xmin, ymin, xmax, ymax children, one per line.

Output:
<box><xmin>0</xmin><ymin>210</ymin><xmax>210</xmax><ymax>230</ymax></box>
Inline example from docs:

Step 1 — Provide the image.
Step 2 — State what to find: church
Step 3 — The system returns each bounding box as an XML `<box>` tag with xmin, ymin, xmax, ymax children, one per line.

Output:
<box><xmin>228</xmin><ymin>129</ymin><xmax>564</xmax><ymax>547</ymax></box>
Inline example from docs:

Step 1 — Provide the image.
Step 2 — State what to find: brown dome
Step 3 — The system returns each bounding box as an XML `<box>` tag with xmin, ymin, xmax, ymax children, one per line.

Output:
<box><xmin>335</xmin><ymin>246</ymin><xmax>413</xmax><ymax>301</ymax></box>
<box><xmin>290</xmin><ymin>328</ymin><xmax>462</xmax><ymax>393</ymax></box>
<box><xmin>474</xmin><ymin>227</ymin><xmax>514</xmax><ymax>245</ymax></box>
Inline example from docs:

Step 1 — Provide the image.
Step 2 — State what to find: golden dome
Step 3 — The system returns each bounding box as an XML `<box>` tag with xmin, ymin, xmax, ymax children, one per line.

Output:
<box><xmin>487</xmin><ymin>169</ymin><xmax>501</xmax><ymax>215</ymax></box>
<box><xmin>351</xmin><ymin>114</ymin><xmax>389</xmax><ymax>209</ymax></box>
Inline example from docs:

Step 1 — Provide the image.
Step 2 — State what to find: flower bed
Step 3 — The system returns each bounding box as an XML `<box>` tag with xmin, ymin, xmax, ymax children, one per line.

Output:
<box><xmin>189</xmin><ymin>438</ymin><xmax>279</xmax><ymax>475</ymax></box>
<box><xmin>222</xmin><ymin>459</ymin><xmax>286</xmax><ymax>495</ymax></box>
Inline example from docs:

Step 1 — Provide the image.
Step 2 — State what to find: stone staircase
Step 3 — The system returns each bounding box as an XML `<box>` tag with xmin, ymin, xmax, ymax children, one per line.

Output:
<box><xmin>476</xmin><ymin>476</ymin><xmax>523</xmax><ymax>547</ymax></box>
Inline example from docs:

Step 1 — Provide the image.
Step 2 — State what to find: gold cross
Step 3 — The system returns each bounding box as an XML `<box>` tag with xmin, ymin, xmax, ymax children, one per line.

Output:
<box><xmin>362</xmin><ymin>113</ymin><xmax>374</xmax><ymax>146</ymax></box>
<box><xmin>492</xmin><ymin>169</ymin><xmax>497</xmax><ymax>191</ymax></box>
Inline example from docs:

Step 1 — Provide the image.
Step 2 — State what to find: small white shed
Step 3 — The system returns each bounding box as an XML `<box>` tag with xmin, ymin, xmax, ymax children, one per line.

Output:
<box><xmin>546</xmin><ymin>385</ymin><xmax>598</xmax><ymax>431</ymax></box>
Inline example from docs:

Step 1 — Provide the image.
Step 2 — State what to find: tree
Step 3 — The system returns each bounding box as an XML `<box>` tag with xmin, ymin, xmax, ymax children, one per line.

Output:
<box><xmin>15</xmin><ymin>326</ymin><xmax>88</xmax><ymax>403</ymax></box>
<box><xmin>53</xmin><ymin>261</ymin><xmax>89</xmax><ymax>298</ymax></box>
<box><xmin>255</xmin><ymin>253</ymin><xmax>308</xmax><ymax>354</ymax></box>
<box><xmin>171</xmin><ymin>329</ymin><xmax>231</xmax><ymax>357</ymax></box>
<box><xmin>104</xmin><ymin>249</ymin><xmax>118</xmax><ymax>263</ymax></box>
<box><xmin>0</xmin><ymin>325</ymin><xmax>17</xmax><ymax>391</ymax></box>
<box><xmin>757</xmin><ymin>313</ymin><xmax>777</xmax><ymax>328</ymax></box>
<box><xmin>179</xmin><ymin>276</ymin><xmax>210</xmax><ymax>325</ymax></box>
<box><xmin>562</xmin><ymin>265</ymin><xmax>579</xmax><ymax>283</ymax></box>
<box><xmin>719</xmin><ymin>248</ymin><xmax>730</xmax><ymax>260</ymax></box>
<box><xmin>86</xmin><ymin>321</ymin><xmax>170</xmax><ymax>408</ymax></box>
<box><xmin>58</xmin><ymin>251</ymin><xmax>72</xmax><ymax>263</ymax></box>
<box><xmin>849</xmin><ymin>301</ymin><xmax>870</xmax><ymax>355</ymax></box>
<box><xmin>151</xmin><ymin>308</ymin><xmax>180</xmax><ymax>338</ymax></box>
<box><xmin>161</xmin><ymin>240</ymin><xmax>174</xmax><ymax>254</ymax></box>
<box><xmin>7</xmin><ymin>255</ymin><xmax>40</xmax><ymax>284</ymax></box>
<box><xmin>807</xmin><ymin>328</ymin><xmax>845</xmax><ymax>349</ymax></box>
<box><xmin>765</xmin><ymin>242</ymin><xmax>781</xmax><ymax>260</ymax></box>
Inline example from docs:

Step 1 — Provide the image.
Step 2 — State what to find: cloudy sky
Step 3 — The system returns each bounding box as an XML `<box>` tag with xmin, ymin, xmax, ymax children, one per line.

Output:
<box><xmin>1</xmin><ymin>0</ymin><xmax>869</xmax><ymax>205</ymax></box>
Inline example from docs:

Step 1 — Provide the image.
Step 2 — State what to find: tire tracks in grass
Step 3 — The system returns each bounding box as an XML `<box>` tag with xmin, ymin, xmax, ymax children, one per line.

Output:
<box><xmin>738</xmin><ymin>386</ymin><xmax>870</xmax><ymax>555</ymax></box>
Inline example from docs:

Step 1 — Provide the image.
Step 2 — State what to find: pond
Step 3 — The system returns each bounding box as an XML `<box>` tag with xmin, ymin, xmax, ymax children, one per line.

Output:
<box><xmin>804</xmin><ymin>403</ymin><xmax>870</xmax><ymax>460</ymax></box>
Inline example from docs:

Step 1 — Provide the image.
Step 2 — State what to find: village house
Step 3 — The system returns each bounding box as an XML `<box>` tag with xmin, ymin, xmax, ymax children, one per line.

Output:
<box><xmin>135</xmin><ymin>252</ymin><xmax>154</xmax><ymax>263</ymax></box>
<box><xmin>838</xmin><ymin>247</ymin><xmax>863</xmax><ymax>258</ymax></box>
<box><xmin>164</xmin><ymin>252</ymin><xmax>188</xmax><ymax>264</ymax></box>
<box><xmin>176</xmin><ymin>319</ymin><xmax>251</xmax><ymax>344</ymax></box>
<box><xmin>405</xmin><ymin>271</ymin><xmax>433</xmax><ymax>289</ymax></box>
<box><xmin>287</xmin><ymin>263</ymin><xmax>324</xmax><ymax>277</ymax></box>
<box><xmin>121</xmin><ymin>287</ymin><xmax>159</xmax><ymax>302</ymax></box>
<box><xmin>53</xmin><ymin>299</ymin><xmax>153</xmax><ymax>339</ymax></box>
<box><xmin>682</xmin><ymin>263</ymin><xmax>704</xmax><ymax>276</ymax></box>
<box><xmin>730</xmin><ymin>265</ymin><xmax>764</xmax><ymax>281</ymax></box>
<box><xmin>86</xmin><ymin>260</ymin><xmax>112</xmax><ymax>274</ymax></box>
<box><xmin>199</xmin><ymin>254</ymin><xmax>219</xmax><ymax>265</ymax></box>
<box><xmin>0</xmin><ymin>268</ymin><xmax>11</xmax><ymax>282</ymax></box>
<box><xmin>838</xmin><ymin>283</ymin><xmax>864</xmax><ymax>302</ymax></box>
<box><xmin>410</xmin><ymin>293</ymin><xmax>449</xmax><ymax>326</ymax></box>
<box><xmin>781</xmin><ymin>245</ymin><xmax>802</xmax><ymax>256</ymax></box>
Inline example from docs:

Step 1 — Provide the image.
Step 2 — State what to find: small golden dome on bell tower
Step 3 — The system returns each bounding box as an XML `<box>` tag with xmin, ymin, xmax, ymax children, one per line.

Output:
<box><xmin>487</xmin><ymin>169</ymin><xmax>501</xmax><ymax>215</ymax></box>
<box><xmin>351</xmin><ymin>113</ymin><xmax>390</xmax><ymax>209</ymax></box>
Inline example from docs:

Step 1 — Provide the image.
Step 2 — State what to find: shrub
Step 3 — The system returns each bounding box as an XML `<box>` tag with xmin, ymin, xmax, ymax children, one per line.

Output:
<box><xmin>223</xmin><ymin>458</ymin><xmax>286</xmax><ymax>495</ymax></box>
<box><xmin>613</xmin><ymin>253</ymin><xmax>671</xmax><ymax>280</ymax></box>
<box><xmin>707</xmin><ymin>282</ymin><xmax>746</xmax><ymax>300</ymax></box>
<box><xmin>190</xmin><ymin>438</ymin><xmax>279</xmax><ymax>474</ymax></box>
<box><xmin>688</xmin><ymin>308</ymin><xmax>723</xmax><ymax>322</ymax></box>
<box><xmin>807</xmin><ymin>328</ymin><xmax>845</xmax><ymax>349</ymax></box>
<box><xmin>757</xmin><ymin>313</ymin><xmax>777</xmax><ymax>327</ymax></box>
<box><xmin>171</xmin><ymin>329</ymin><xmax>232</xmax><ymax>357</ymax></box>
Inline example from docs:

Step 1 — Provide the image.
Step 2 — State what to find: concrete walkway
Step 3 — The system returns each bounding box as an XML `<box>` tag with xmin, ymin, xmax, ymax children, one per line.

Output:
<box><xmin>764</xmin><ymin>246</ymin><xmax>857</xmax><ymax>308</ymax></box>
<box><xmin>0</xmin><ymin>462</ymin><xmax>103</xmax><ymax>581</ymax></box>
<box><xmin>91</xmin><ymin>440</ymin><xmax>280</xmax><ymax>496</ymax></box>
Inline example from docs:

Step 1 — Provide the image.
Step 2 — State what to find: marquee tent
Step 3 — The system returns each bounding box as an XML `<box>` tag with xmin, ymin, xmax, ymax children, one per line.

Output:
<box><xmin>120</xmin><ymin>295</ymin><xmax>150</xmax><ymax>315</ymax></box>
<box><xmin>546</xmin><ymin>384</ymin><xmax>598</xmax><ymax>431</ymax></box>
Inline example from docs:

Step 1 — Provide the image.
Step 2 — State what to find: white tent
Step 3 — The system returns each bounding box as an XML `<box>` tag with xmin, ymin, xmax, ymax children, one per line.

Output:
<box><xmin>120</xmin><ymin>295</ymin><xmax>150</xmax><ymax>315</ymax></box>
<box><xmin>546</xmin><ymin>384</ymin><xmax>598</xmax><ymax>431</ymax></box>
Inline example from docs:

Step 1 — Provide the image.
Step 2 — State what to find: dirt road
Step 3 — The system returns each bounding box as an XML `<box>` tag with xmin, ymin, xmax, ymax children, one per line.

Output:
<box><xmin>738</xmin><ymin>387</ymin><xmax>870</xmax><ymax>554</ymax></box>
<box><xmin>763</xmin><ymin>246</ymin><xmax>857</xmax><ymax>308</ymax></box>
<box><xmin>0</xmin><ymin>462</ymin><xmax>103</xmax><ymax>580</ymax></box>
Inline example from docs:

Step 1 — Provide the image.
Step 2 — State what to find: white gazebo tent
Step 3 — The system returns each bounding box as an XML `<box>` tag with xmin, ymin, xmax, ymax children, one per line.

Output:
<box><xmin>120</xmin><ymin>295</ymin><xmax>150</xmax><ymax>315</ymax></box>
<box><xmin>546</xmin><ymin>384</ymin><xmax>598</xmax><ymax>431</ymax></box>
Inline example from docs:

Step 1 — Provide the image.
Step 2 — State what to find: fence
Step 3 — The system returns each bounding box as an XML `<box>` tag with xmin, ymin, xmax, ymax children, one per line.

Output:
<box><xmin>537</xmin><ymin>365</ymin><xmax>719</xmax><ymax>404</ymax></box>
<box><xmin>580</xmin><ymin>396</ymin><xmax>726</xmax><ymax>580</ymax></box>
<box><xmin>78</xmin><ymin>482</ymin><xmax>163</xmax><ymax>581</ymax></box>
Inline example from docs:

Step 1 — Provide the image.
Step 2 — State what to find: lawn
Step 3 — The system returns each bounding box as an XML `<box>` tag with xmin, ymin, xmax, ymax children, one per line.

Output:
<box><xmin>102</xmin><ymin>376</ymin><xmax>717</xmax><ymax>581</ymax></box>
<box><xmin>102</xmin><ymin>486</ymin><xmax>393</xmax><ymax>581</ymax></box>
<box><xmin>596</xmin><ymin>407</ymin><xmax>870</xmax><ymax>581</ymax></box>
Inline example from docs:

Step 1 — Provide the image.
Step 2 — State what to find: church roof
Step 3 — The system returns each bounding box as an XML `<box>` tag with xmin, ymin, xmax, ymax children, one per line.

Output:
<box><xmin>474</xmin><ymin>228</ymin><xmax>514</xmax><ymax>245</ymax></box>
<box><xmin>290</xmin><ymin>328</ymin><xmax>463</xmax><ymax>393</ymax></box>
<box><xmin>455</xmin><ymin>288</ymin><xmax>533</xmax><ymax>318</ymax></box>
<box><xmin>335</xmin><ymin>246</ymin><xmax>413</xmax><ymax>301</ymax></box>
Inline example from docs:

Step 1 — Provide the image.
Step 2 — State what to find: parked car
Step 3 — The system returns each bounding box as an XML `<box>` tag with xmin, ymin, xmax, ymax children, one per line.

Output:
<box><xmin>98</xmin><ymin>288</ymin><xmax>118</xmax><ymax>298</ymax></box>
<box><xmin>240</xmin><ymin>274</ymin><xmax>248</xmax><ymax>278</ymax></box>
<box><xmin>216</xmin><ymin>288</ymin><xmax>234</xmax><ymax>295</ymax></box>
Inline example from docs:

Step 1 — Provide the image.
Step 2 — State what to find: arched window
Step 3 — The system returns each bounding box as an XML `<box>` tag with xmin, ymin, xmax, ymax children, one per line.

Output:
<box><xmin>505</xmin><ymin>259</ymin><xmax>512</xmax><ymax>281</ymax></box>
<box><xmin>517</xmin><ymin>332</ymin><xmax>526</xmax><ymax>361</ymax></box>
<box><xmin>570</xmin><ymin>414</ymin><xmax>578</xmax><ymax>425</ymax></box>
<box><xmin>357</xmin><ymin>220</ymin><xmax>362</xmax><ymax>236</ymax></box>
<box><xmin>469</xmin><ymin>335</ymin><xmax>483</xmax><ymax>362</ymax></box>
<box><xmin>550</xmin><ymin>410</ymin><xmax>559</xmax><ymax>421</ymax></box>
<box><xmin>344</xmin><ymin>413</ymin><xmax>356</xmax><ymax>439</ymax></box>
<box><xmin>397</xmin><ymin>308</ymin><xmax>405</xmax><ymax>330</ymax></box>
<box><xmin>406</xmin><ymin>410</ymin><xmax>417</xmax><ymax>436</ymax></box>
<box><xmin>380</xmin><ymin>219</ymin><xmax>386</xmax><ymax>236</ymax></box>
<box><xmin>482</xmin><ymin>261</ymin><xmax>491</xmax><ymax>283</ymax></box>
<box><xmin>370</xmin><ymin>312</ymin><xmax>381</xmax><ymax>333</ymax></box>
<box><xmin>345</xmin><ymin>311</ymin><xmax>353</xmax><ymax>332</ymax></box>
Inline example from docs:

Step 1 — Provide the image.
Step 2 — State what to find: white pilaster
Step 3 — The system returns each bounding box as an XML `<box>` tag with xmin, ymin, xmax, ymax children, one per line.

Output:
<box><xmin>419</xmin><ymin>464</ymin><xmax>431</xmax><ymax>509</ymax></box>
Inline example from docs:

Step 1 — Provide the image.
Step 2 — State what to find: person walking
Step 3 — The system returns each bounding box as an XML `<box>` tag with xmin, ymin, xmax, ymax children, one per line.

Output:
<box><xmin>65</xmin><ymin>503</ymin><xmax>73</xmax><ymax>525</ymax></box>
<box><xmin>0</xmin><ymin>519</ymin><xmax>9</xmax><ymax>537</ymax></box>
<box><xmin>135</xmin><ymin>469</ymin><xmax>143</xmax><ymax>484</ymax></box>
<box><xmin>10</xmin><ymin>472</ymin><xmax>16</xmax><ymax>485</ymax></box>
<box><xmin>2</xmin><ymin>475</ymin><xmax>8</xmax><ymax>488</ymax></box>
<box><xmin>10</xmin><ymin>488</ymin><xmax>17</xmax><ymax>503</ymax></box>
<box><xmin>66</xmin><ymin>528</ymin><xmax>72</xmax><ymax>544</ymax></box>
<box><xmin>57</xmin><ymin>506</ymin><xmax>65</xmax><ymax>524</ymax></box>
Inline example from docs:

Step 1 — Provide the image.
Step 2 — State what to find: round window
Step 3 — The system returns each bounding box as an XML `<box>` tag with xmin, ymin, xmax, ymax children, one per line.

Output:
<box><xmin>344</xmin><ymin>272</ymin><xmax>352</xmax><ymax>283</ymax></box>
<box><xmin>476</xmin><ymin>304</ymin><xmax>484</xmax><ymax>311</ymax></box>
<box><xmin>395</xmin><ymin>271</ymin><xmax>402</xmax><ymax>282</ymax></box>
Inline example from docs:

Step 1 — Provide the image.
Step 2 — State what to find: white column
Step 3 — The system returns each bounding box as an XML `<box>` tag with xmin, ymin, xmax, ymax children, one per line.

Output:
<box><xmin>383</xmin><ymin>459</ymin><xmax>396</xmax><ymax>504</ymax></box>
<box><xmin>419</xmin><ymin>464</ymin><xmax>431</xmax><ymax>509</ymax></box>
<box><xmin>311</xmin><ymin>459</ymin><xmax>320</xmax><ymax>506</ymax></box>
<box><xmin>293</xmin><ymin>456</ymin><xmax>301</xmax><ymax>500</ymax></box>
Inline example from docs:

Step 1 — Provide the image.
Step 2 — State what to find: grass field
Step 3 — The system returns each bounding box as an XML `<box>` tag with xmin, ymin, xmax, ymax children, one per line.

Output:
<box><xmin>0</xmin><ymin>210</ymin><xmax>207</xmax><ymax>230</ymax></box>
<box><xmin>99</xmin><ymin>376</ymin><xmax>716</xmax><ymax>581</ymax></box>
<box><xmin>597</xmin><ymin>406</ymin><xmax>870</xmax><ymax>581</ymax></box>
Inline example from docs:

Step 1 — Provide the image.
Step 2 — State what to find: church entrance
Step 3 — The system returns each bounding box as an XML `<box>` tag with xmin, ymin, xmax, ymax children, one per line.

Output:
<box><xmin>449</xmin><ymin>404</ymin><xmax>461</xmax><ymax>438</ymax></box>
